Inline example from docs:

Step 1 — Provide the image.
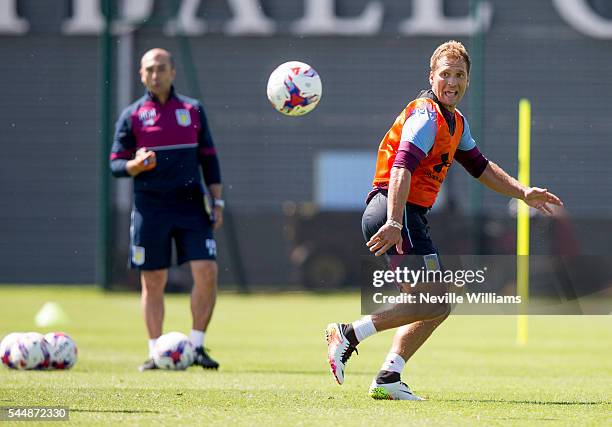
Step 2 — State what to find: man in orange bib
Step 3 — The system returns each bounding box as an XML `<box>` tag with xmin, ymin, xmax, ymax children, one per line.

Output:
<box><xmin>325</xmin><ymin>40</ymin><xmax>563</xmax><ymax>400</ymax></box>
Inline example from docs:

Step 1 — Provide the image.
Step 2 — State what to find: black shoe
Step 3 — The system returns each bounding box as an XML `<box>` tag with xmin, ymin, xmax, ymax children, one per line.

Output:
<box><xmin>375</xmin><ymin>370</ymin><xmax>401</xmax><ymax>384</ymax></box>
<box><xmin>138</xmin><ymin>358</ymin><xmax>158</xmax><ymax>372</ymax></box>
<box><xmin>193</xmin><ymin>347</ymin><xmax>219</xmax><ymax>370</ymax></box>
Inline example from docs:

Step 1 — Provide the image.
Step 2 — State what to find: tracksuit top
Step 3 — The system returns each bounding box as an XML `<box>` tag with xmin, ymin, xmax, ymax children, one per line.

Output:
<box><xmin>110</xmin><ymin>87</ymin><xmax>221</xmax><ymax>202</ymax></box>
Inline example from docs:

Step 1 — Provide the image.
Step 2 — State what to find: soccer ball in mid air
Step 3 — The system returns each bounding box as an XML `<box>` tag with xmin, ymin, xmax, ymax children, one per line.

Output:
<box><xmin>8</xmin><ymin>332</ymin><xmax>50</xmax><ymax>370</ymax></box>
<box><xmin>266</xmin><ymin>61</ymin><xmax>322</xmax><ymax>116</ymax></box>
<box><xmin>44</xmin><ymin>332</ymin><xmax>78</xmax><ymax>369</ymax></box>
<box><xmin>152</xmin><ymin>332</ymin><xmax>194</xmax><ymax>370</ymax></box>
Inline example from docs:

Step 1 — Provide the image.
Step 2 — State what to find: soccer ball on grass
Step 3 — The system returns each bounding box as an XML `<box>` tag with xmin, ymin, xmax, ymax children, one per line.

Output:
<box><xmin>8</xmin><ymin>332</ymin><xmax>50</xmax><ymax>370</ymax></box>
<box><xmin>1</xmin><ymin>332</ymin><xmax>23</xmax><ymax>369</ymax></box>
<box><xmin>153</xmin><ymin>332</ymin><xmax>194</xmax><ymax>370</ymax></box>
<box><xmin>44</xmin><ymin>332</ymin><xmax>78</xmax><ymax>369</ymax></box>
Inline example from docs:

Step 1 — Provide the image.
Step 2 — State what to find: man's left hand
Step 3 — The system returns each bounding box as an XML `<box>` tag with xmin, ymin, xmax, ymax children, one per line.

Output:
<box><xmin>523</xmin><ymin>187</ymin><xmax>563</xmax><ymax>215</ymax></box>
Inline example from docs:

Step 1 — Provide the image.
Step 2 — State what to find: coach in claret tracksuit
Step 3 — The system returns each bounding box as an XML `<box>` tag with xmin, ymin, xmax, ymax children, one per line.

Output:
<box><xmin>110</xmin><ymin>48</ymin><xmax>223</xmax><ymax>371</ymax></box>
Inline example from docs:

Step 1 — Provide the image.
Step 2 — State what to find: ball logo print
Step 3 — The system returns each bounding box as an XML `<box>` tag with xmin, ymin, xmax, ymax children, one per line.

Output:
<box><xmin>266</xmin><ymin>61</ymin><xmax>322</xmax><ymax>116</ymax></box>
<box><xmin>167</xmin><ymin>343</ymin><xmax>186</xmax><ymax>364</ymax></box>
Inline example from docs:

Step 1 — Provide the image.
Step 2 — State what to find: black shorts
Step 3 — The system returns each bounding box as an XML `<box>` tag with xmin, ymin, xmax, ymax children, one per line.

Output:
<box><xmin>130</xmin><ymin>195</ymin><xmax>216</xmax><ymax>270</ymax></box>
<box><xmin>361</xmin><ymin>190</ymin><xmax>441</xmax><ymax>271</ymax></box>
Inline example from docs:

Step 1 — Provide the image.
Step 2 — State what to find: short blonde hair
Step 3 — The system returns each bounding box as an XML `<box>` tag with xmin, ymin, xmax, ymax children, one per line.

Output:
<box><xmin>430</xmin><ymin>40</ymin><xmax>471</xmax><ymax>75</ymax></box>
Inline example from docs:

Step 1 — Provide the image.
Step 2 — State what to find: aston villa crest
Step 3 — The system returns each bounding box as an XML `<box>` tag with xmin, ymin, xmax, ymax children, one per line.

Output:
<box><xmin>175</xmin><ymin>109</ymin><xmax>191</xmax><ymax>127</ymax></box>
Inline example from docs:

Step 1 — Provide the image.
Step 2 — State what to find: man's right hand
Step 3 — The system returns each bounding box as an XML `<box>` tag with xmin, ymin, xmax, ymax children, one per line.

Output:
<box><xmin>126</xmin><ymin>148</ymin><xmax>157</xmax><ymax>176</ymax></box>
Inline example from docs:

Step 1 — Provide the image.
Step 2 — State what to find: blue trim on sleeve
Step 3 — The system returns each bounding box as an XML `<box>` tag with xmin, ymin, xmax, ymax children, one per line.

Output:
<box><xmin>400</xmin><ymin>106</ymin><xmax>438</xmax><ymax>154</ymax></box>
<box><xmin>174</xmin><ymin>93</ymin><xmax>200</xmax><ymax>108</ymax></box>
<box><xmin>193</xmin><ymin>100</ymin><xmax>221</xmax><ymax>185</ymax></box>
<box><xmin>458</xmin><ymin>115</ymin><xmax>477</xmax><ymax>151</ymax></box>
<box><xmin>110</xmin><ymin>102</ymin><xmax>140</xmax><ymax>177</ymax></box>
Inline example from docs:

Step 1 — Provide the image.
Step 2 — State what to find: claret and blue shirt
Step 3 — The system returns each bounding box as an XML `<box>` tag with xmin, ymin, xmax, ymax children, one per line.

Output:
<box><xmin>110</xmin><ymin>86</ymin><xmax>221</xmax><ymax>201</ymax></box>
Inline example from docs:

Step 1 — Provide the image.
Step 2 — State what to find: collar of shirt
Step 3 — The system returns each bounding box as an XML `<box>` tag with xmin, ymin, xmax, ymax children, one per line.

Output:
<box><xmin>417</xmin><ymin>88</ymin><xmax>456</xmax><ymax>135</ymax></box>
<box><xmin>144</xmin><ymin>85</ymin><xmax>177</xmax><ymax>103</ymax></box>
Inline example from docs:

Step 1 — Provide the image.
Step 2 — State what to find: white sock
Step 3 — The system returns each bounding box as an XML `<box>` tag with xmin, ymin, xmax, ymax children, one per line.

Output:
<box><xmin>190</xmin><ymin>329</ymin><xmax>205</xmax><ymax>348</ymax></box>
<box><xmin>148</xmin><ymin>339</ymin><xmax>157</xmax><ymax>358</ymax></box>
<box><xmin>352</xmin><ymin>316</ymin><xmax>377</xmax><ymax>342</ymax></box>
<box><xmin>380</xmin><ymin>352</ymin><xmax>405</xmax><ymax>374</ymax></box>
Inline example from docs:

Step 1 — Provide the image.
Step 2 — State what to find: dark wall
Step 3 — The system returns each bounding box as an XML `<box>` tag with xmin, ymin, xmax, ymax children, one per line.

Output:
<box><xmin>1</xmin><ymin>0</ymin><xmax>610</xmax><ymax>284</ymax></box>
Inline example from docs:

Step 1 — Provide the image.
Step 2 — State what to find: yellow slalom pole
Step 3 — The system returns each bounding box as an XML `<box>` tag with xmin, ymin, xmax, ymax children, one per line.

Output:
<box><xmin>517</xmin><ymin>99</ymin><xmax>531</xmax><ymax>345</ymax></box>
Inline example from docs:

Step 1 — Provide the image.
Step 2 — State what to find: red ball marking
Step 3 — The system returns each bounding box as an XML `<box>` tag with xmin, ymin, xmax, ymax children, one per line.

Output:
<box><xmin>170</xmin><ymin>351</ymin><xmax>182</xmax><ymax>364</ymax></box>
<box><xmin>290</xmin><ymin>93</ymin><xmax>305</xmax><ymax>107</ymax></box>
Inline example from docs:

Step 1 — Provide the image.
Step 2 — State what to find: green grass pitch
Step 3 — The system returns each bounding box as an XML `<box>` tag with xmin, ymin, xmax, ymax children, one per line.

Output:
<box><xmin>0</xmin><ymin>286</ymin><xmax>610</xmax><ymax>426</ymax></box>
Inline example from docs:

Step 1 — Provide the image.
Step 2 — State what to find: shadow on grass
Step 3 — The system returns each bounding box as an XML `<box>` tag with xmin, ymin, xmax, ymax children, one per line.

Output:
<box><xmin>237</xmin><ymin>370</ymin><xmax>321</xmax><ymax>375</ymax></box>
<box><xmin>440</xmin><ymin>399</ymin><xmax>609</xmax><ymax>406</ymax></box>
<box><xmin>71</xmin><ymin>409</ymin><xmax>160</xmax><ymax>414</ymax></box>
<box><xmin>236</xmin><ymin>369</ymin><xmax>373</xmax><ymax>376</ymax></box>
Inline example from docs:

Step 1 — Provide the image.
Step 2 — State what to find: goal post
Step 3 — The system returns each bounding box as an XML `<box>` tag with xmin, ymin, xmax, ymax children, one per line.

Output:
<box><xmin>517</xmin><ymin>98</ymin><xmax>531</xmax><ymax>345</ymax></box>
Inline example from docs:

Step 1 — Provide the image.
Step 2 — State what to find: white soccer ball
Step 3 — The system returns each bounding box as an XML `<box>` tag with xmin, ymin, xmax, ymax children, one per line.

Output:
<box><xmin>152</xmin><ymin>332</ymin><xmax>194</xmax><ymax>370</ymax></box>
<box><xmin>44</xmin><ymin>332</ymin><xmax>78</xmax><ymax>370</ymax></box>
<box><xmin>9</xmin><ymin>332</ymin><xmax>50</xmax><ymax>370</ymax></box>
<box><xmin>266</xmin><ymin>61</ymin><xmax>322</xmax><ymax>116</ymax></box>
<box><xmin>1</xmin><ymin>332</ymin><xmax>23</xmax><ymax>369</ymax></box>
